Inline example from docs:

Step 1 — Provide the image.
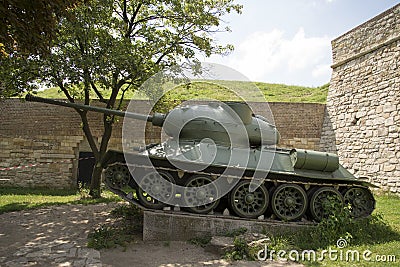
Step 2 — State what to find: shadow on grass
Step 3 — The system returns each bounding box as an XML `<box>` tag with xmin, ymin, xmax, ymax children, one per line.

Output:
<box><xmin>0</xmin><ymin>187</ymin><xmax>121</xmax><ymax>214</ymax></box>
<box><xmin>0</xmin><ymin>197</ymin><xmax>120</xmax><ymax>214</ymax></box>
<box><xmin>0</xmin><ymin>187</ymin><xmax>77</xmax><ymax>196</ymax></box>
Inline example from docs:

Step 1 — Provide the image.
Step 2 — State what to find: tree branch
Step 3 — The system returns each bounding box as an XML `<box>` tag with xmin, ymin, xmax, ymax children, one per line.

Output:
<box><xmin>56</xmin><ymin>79</ymin><xmax>74</xmax><ymax>102</ymax></box>
<box><xmin>83</xmin><ymin>71</ymin><xmax>90</xmax><ymax>105</ymax></box>
<box><xmin>117</xmin><ymin>83</ymin><xmax>131</xmax><ymax>110</ymax></box>
<box><xmin>90</xmin><ymin>81</ymin><xmax>107</xmax><ymax>103</ymax></box>
<box><xmin>122</xmin><ymin>0</ymin><xmax>129</xmax><ymax>23</ymax></box>
<box><xmin>126</xmin><ymin>3</ymin><xmax>142</xmax><ymax>37</ymax></box>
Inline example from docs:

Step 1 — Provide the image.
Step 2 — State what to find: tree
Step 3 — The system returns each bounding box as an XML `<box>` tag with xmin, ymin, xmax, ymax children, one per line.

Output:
<box><xmin>1</xmin><ymin>0</ymin><xmax>242</xmax><ymax>197</ymax></box>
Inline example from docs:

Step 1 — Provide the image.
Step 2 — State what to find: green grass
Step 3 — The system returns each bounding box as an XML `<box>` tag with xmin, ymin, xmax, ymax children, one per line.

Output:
<box><xmin>262</xmin><ymin>194</ymin><xmax>400</xmax><ymax>266</ymax></box>
<box><xmin>308</xmin><ymin>194</ymin><xmax>400</xmax><ymax>267</ymax></box>
<box><xmin>0</xmin><ymin>187</ymin><xmax>120</xmax><ymax>214</ymax></box>
<box><xmin>220</xmin><ymin>194</ymin><xmax>400</xmax><ymax>266</ymax></box>
<box><xmin>254</xmin><ymin>82</ymin><xmax>329</xmax><ymax>103</ymax></box>
<box><xmin>34</xmin><ymin>81</ymin><xmax>329</xmax><ymax>104</ymax></box>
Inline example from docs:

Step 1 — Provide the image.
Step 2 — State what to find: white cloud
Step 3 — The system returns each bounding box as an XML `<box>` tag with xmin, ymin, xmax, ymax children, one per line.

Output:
<box><xmin>312</xmin><ymin>64</ymin><xmax>332</xmax><ymax>79</ymax></box>
<box><xmin>209</xmin><ymin>28</ymin><xmax>333</xmax><ymax>86</ymax></box>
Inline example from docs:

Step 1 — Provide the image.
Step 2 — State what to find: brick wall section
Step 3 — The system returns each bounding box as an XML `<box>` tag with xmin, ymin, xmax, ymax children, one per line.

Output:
<box><xmin>266</xmin><ymin>103</ymin><xmax>325</xmax><ymax>149</ymax></box>
<box><xmin>320</xmin><ymin>4</ymin><xmax>400</xmax><ymax>193</ymax></box>
<box><xmin>0</xmin><ymin>99</ymin><xmax>325</xmax><ymax>188</ymax></box>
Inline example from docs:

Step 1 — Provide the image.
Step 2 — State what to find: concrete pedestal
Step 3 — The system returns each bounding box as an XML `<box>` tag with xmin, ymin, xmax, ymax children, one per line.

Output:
<box><xmin>143</xmin><ymin>210</ymin><xmax>314</xmax><ymax>241</ymax></box>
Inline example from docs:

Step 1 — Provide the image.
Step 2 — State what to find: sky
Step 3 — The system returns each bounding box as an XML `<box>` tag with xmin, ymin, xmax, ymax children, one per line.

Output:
<box><xmin>205</xmin><ymin>0</ymin><xmax>399</xmax><ymax>87</ymax></box>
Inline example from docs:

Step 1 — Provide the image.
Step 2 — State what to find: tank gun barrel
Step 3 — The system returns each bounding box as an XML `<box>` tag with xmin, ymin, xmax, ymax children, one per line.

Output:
<box><xmin>25</xmin><ymin>94</ymin><xmax>164</xmax><ymax>125</ymax></box>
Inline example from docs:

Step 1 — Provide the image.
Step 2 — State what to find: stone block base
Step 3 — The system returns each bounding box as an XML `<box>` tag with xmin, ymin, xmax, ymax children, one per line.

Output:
<box><xmin>143</xmin><ymin>210</ymin><xmax>314</xmax><ymax>241</ymax></box>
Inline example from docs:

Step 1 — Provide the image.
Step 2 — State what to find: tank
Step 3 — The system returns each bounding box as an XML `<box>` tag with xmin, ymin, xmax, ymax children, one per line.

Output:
<box><xmin>25</xmin><ymin>94</ymin><xmax>376</xmax><ymax>222</ymax></box>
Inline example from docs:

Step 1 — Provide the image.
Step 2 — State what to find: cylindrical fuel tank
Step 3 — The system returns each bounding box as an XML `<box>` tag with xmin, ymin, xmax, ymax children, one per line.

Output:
<box><xmin>290</xmin><ymin>149</ymin><xmax>339</xmax><ymax>172</ymax></box>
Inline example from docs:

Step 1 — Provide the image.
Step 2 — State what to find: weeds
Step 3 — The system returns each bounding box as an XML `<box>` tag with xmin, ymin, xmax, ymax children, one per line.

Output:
<box><xmin>189</xmin><ymin>236</ymin><xmax>212</xmax><ymax>247</ymax></box>
<box><xmin>77</xmin><ymin>182</ymin><xmax>91</xmax><ymax>199</ymax></box>
<box><xmin>224</xmin><ymin>237</ymin><xmax>253</xmax><ymax>261</ymax></box>
<box><xmin>87</xmin><ymin>224</ymin><xmax>132</xmax><ymax>249</ymax></box>
<box><xmin>87</xmin><ymin>204</ymin><xmax>143</xmax><ymax>249</ymax></box>
<box><xmin>111</xmin><ymin>204</ymin><xmax>142</xmax><ymax>220</ymax></box>
<box><xmin>223</xmin><ymin>227</ymin><xmax>248</xmax><ymax>237</ymax></box>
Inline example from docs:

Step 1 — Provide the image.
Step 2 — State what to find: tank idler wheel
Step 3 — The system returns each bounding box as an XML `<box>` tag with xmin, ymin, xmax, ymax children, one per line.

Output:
<box><xmin>309</xmin><ymin>187</ymin><xmax>343</xmax><ymax>222</ymax></box>
<box><xmin>271</xmin><ymin>184</ymin><xmax>308</xmax><ymax>221</ymax></box>
<box><xmin>184</xmin><ymin>175</ymin><xmax>220</xmax><ymax>214</ymax></box>
<box><xmin>104</xmin><ymin>164</ymin><xmax>130</xmax><ymax>189</ymax></box>
<box><xmin>343</xmin><ymin>187</ymin><xmax>375</xmax><ymax>218</ymax></box>
<box><xmin>138</xmin><ymin>171</ymin><xmax>175</xmax><ymax>210</ymax></box>
<box><xmin>229</xmin><ymin>180</ymin><xmax>269</xmax><ymax>219</ymax></box>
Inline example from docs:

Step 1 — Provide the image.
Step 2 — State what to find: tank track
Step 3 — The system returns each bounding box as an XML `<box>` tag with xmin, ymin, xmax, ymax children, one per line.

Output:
<box><xmin>103</xmin><ymin>161</ymin><xmax>376</xmax><ymax>223</ymax></box>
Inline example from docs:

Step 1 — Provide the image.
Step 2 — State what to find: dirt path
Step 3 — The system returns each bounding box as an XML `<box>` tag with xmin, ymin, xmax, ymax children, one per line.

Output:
<box><xmin>0</xmin><ymin>203</ymin><xmax>303</xmax><ymax>267</ymax></box>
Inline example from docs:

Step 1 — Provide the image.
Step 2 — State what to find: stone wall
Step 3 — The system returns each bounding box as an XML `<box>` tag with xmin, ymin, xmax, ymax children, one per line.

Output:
<box><xmin>0</xmin><ymin>99</ymin><xmax>325</xmax><ymax>188</ymax></box>
<box><xmin>320</xmin><ymin>4</ymin><xmax>400</xmax><ymax>192</ymax></box>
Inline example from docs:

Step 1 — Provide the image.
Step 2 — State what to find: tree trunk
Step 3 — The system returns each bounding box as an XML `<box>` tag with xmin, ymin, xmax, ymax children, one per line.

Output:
<box><xmin>89</xmin><ymin>162</ymin><xmax>104</xmax><ymax>198</ymax></box>
<box><xmin>88</xmin><ymin>111</ymin><xmax>115</xmax><ymax>198</ymax></box>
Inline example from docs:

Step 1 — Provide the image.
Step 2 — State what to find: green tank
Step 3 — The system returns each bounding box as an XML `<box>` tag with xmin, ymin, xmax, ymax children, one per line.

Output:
<box><xmin>25</xmin><ymin>94</ymin><xmax>376</xmax><ymax>222</ymax></box>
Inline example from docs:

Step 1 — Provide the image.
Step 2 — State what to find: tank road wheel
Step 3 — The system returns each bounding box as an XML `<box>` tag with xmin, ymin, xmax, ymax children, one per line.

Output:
<box><xmin>104</xmin><ymin>164</ymin><xmax>130</xmax><ymax>189</ymax></box>
<box><xmin>229</xmin><ymin>180</ymin><xmax>269</xmax><ymax>219</ymax></box>
<box><xmin>138</xmin><ymin>171</ymin><xmax>175</xmax><ymax>210</ymax></box>
<box><xmin>343</xmin><ymin>187</ymin><xmax>375</xmax><ymax>218</ymax></box>
<box><xmin>271</xmin><ymin>184</ymin><xmax>308</xmax><ymax>221</ymax></box>
<box><xmin>184</xmin><ymin>175</ymin><xmax>220</xmax><ymax>214</ymax></box>
<box><xmin>309</xmin><ymin>187</ymin><xmax>344</xmax><ymax>222</ymax></box>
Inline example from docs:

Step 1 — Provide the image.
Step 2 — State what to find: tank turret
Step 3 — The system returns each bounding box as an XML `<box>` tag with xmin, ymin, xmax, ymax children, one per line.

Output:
<box><xmin>25</xmin><ymin>94</ymin><xmax>280</xmax><ymax>147</ymax></box>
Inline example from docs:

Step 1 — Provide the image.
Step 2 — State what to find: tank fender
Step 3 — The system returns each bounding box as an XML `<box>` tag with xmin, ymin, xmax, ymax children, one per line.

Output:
<box><xmin>290</xmin><ymin>149</ymin><xmax>339</xmax><ymax>172</ymax></box>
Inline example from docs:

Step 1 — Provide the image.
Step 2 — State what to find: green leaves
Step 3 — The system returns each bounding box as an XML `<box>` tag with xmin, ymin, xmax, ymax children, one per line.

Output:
<box><xmin>0</xmin><ymin>0</ymin><xmax>83</xmax><ymax>56</ymax></box>
<box><xmin>1</xmin><ymin>0</ymin><xmax>242</xmax><ymax>99</ymax></box>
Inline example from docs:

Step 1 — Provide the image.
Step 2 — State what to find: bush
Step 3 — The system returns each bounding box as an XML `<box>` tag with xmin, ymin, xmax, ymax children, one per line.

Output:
<box><xmin>295</xmin><ymin>204</ymin><xmax>398</xmax><ymax>250</ymax></box>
